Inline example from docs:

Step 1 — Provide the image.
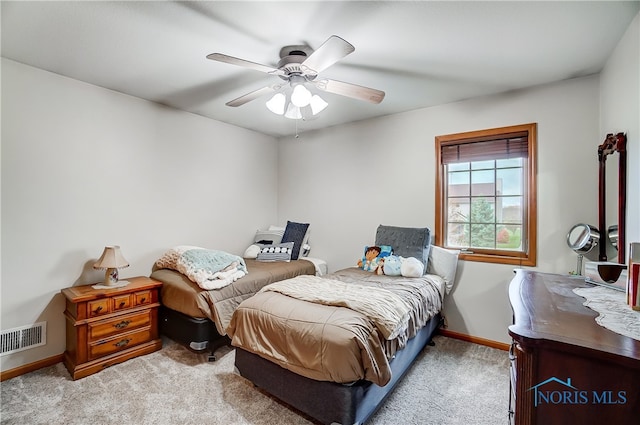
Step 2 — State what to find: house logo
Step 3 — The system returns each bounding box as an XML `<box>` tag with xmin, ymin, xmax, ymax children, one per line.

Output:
<box><xmin>528</xmin><ymin>377</ymin><xmax>627</xmax><ymax>407</ymax></box>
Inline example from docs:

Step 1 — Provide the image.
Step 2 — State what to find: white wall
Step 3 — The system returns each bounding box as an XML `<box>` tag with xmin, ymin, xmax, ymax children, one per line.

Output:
<box><xmin>0</xmin><ymin>59</ymin><xmax>279</xmax><ymax>371</ymax></box>
<box><xmin>600</xmin><ymin>11</ymin><xmax>640</xmax><ymax>249</ymax></box>
<box><xmin>277</xmin><ymin>75</ymin><xmax>601</xmax><ymax>344</ymax></box>
<box><xmin>2</xmin><ymin>11</ymin><xmax>637</xmax><ymax>371</ymax></box>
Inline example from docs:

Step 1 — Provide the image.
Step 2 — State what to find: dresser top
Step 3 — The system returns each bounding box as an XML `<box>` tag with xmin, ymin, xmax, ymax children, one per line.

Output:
<box><xmin>508</xmin><ymin>269</ymin><xmax>640</xmax><ymax>363</ymax></box>
<box><xmin>61</xmin><ymin>276</ymin><xmax>162</xmax><ymax>302</ymax></box>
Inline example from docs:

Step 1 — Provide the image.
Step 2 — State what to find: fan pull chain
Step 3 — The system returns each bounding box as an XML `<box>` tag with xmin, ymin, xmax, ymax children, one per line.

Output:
<box><xmin>295</xmin><ymin>119</ymin><xmax>299</xmax><ymax>139</ymax></box>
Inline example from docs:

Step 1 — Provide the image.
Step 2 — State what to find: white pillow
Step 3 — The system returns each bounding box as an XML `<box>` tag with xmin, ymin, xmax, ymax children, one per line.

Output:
<box><xmin>427</xmin><ymin>245</ymin><xmax>460</xmax><ymax>294</ymax></box>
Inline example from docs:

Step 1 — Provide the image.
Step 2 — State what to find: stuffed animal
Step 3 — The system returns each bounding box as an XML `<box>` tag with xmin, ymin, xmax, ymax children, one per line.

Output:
<box><xmin>383</xmin><ymin>255</ymin><xmax>403</xmax><ymax>276</ymax></box>
<box><xmin>401</xmin><ymin>256</ymin><xmax>424</xmax><ymax>277</ymax></box>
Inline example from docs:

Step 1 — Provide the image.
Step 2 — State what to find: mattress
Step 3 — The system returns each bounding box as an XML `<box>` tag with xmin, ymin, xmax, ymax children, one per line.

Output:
<box><xmin>227</xmin><ymin>267</ymin><xmax>445</xmax><ymax>386</ymax></box>
<box><xmin>150</xmin><ymin>258</ymin><xmax>316</xmax><ymax>335</ymax></box>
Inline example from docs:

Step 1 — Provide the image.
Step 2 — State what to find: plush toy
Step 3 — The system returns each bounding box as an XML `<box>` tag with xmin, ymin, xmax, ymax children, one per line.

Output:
<box><xmin>357</xmin><ymin>245</ymin><xmax>392</xmax><ymax>275</ymax></box>
<box><xmin>401</xmin><ymin>256</ymin><xmax>424</xmax><ymax>277</ymax></box>
<box><xmin>383</xmin><ymin>255</ymin><xmax>403</xmax><ymax>276</ymax></box>
<box><xmin>243</xmin><ymin>244</ymin><xmax>261</xmax><ymax>259</ymax></box>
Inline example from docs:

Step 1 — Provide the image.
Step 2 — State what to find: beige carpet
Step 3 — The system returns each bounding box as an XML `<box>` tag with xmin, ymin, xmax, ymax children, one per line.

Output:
<box><xmin>1</xmin><ymin>335</ymin><xmax>509</xmax><ymax>425</ymax></box>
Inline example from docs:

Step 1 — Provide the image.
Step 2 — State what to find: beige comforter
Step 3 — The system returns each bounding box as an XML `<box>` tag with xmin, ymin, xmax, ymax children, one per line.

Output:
<box><xmin>150</xmin><ymin>259</ymin><xmax>316</xmax><ymax>335</ymax></box>
<box><xmin>227</xmin><ymin>267</ymin><xmax>445</xmax><ymax>386</ymax></box>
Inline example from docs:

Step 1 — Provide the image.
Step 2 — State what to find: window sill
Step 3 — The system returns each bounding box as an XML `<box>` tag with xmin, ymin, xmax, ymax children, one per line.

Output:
<box><xmin>459</xmin><ymin>252</ymin><xmax>536</xmax><ymax>267</ymax></box>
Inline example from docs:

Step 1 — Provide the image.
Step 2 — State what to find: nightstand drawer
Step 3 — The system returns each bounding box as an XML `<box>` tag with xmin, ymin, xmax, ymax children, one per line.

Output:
<box><xmin>134</xmin><ymin>290</ymin><xmax>152</xmax><ymax>306</ymax></box>
<box><xmin>88</xmin><ymin>311</ymin><xmax>151</xmax><ymax>341</ymax></box>
<box><xmin>88</xmin><ymin>327</ymin><xmax>152</xmax><ymax>360</ymax></box>
<box><xmin>88</xmin><ymin>299</ymin><xmax>110</xmax><ymax>317</ymax></box>
<box><xmin>112</xmin><ymin>294</ymin><xmax>132</xmax><ymax>311</ymax></box>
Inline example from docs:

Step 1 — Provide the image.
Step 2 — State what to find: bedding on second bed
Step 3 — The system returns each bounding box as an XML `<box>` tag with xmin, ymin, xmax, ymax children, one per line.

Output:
<box><xmin>227</xmin><ymin>267</ymin><xmax>445</xmax><ymax>386</ymax></box>
<box><xmin>151</xmin><ymin>258</ymin><xmax>316</xmax><ymax>335</ymax></box>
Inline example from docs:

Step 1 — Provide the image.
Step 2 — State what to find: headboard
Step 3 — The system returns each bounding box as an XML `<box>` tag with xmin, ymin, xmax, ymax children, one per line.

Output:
<box><xmin>375</xmin><ymin>225</ymin><xmax>432</xmax><ymax>272</ymax></box>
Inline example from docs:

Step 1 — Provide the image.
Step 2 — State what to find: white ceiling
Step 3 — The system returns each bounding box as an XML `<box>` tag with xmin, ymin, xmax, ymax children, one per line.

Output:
<box><xmin>2</xmin><ymin>1</ymin><xmax>638</xmax><ymax>138</ymax></box>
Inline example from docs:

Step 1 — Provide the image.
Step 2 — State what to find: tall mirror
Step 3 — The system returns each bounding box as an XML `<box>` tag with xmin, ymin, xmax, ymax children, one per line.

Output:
<box><xmin>567</xmin><ymin>132</ymin><xmax>626</xmax><ymax>276</ymax></box>
<box><xmin>598</xmin><ymin>132</ymin><xmax>627</xmax><ymax>264</ymax></box>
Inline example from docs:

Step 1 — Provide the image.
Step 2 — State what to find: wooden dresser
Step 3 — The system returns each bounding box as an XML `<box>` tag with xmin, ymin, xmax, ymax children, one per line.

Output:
<box><xmin>61</xmin><ymin>276</ymin><xmax>163</xmax><ymax>380</ymax></box>
<box><xmin>508</xmin><ymin>270</ymin><xmax>640</xmax><ymax>425</ymax></box>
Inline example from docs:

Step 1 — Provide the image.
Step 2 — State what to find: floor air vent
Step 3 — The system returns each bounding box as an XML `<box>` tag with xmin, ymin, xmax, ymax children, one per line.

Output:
<box><xmin>1</xmin><ymin>322</ymin><xmax>46</xmax><ymax>356</ymax></box>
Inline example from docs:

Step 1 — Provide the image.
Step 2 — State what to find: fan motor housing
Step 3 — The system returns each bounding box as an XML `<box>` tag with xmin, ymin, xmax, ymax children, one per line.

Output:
<box><xmin>279</xmin><ymin>45</ymin><xmax>313</xmax><ymax>59</ymax></box>
<box><xmin>277</xmin><ymin>45</ymin><xmax>316</xmax><ymax>79</ymax></box>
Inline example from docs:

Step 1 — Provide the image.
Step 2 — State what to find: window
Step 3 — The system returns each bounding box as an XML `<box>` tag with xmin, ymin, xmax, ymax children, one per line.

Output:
<box><xmin>435</xmin><ymin>123</ymin><xmax>537</xmax><ymax>266</ymax></box>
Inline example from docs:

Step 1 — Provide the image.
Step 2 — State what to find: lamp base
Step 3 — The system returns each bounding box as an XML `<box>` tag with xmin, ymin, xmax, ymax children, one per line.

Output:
<box><xmin>91</xmin><ymin>268</ymin><xmax>130</xmax><ymax>289</ymax></box>
<box><xmin>105</xmin><ymin>267</ymin><xmax>119</xmax><ymax>286</ymax></box>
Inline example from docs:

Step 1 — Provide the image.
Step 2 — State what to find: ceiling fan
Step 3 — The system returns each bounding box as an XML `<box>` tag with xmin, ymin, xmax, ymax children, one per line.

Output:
<box><xmin>206</xmin><ymin>35</ymin><xmax>385</xmax><ymax>119</ymax></box>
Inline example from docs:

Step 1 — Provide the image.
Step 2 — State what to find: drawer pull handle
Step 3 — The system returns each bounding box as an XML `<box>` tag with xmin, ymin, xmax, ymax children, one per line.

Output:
<box><xmin>114</xmin><ymin>339</ymin><xmax>131</xmax><ymax>348</ymax></box>
<box><xmin>94</xmin><ymin>306</ymin><xmax>103</xmax><ymax>314</ymax></box>
<box><xmin>114</xmin><ymin>320</ymin><xmax>131</xmax><ymax>329</ymax></box>
<box><xmin>119</xmin><ymin>301</ymin><xmax>126</xmax><ymax>308</ymax></box>
<box><xmin>140</xmin><ymin>297</ymin><xmax>147</xmax><ymax>303</ymax></box>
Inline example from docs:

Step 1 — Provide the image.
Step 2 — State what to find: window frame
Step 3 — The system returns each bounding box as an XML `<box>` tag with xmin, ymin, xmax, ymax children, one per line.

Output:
<box><xmin>435</xmin><ymin>123</ymin><xmax>537</xmax><ymax>266</ymax></box>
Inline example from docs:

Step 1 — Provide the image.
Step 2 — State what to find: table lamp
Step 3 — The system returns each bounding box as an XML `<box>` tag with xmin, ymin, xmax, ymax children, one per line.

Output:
<box><xmin>93</xmin><ymin>246</ymin><xmax>130</xmax><ymax>287</ymax></box>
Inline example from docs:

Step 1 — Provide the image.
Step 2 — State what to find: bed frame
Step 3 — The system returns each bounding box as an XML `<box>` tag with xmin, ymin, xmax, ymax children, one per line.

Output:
<box><xmin>159</xmin><ymin>306</ymin><xmax>228</xmax><ymax>361</ymax></box>
<box><xmin>234</xmin><ymin>312</ymin><xmax>443</xmax><ymax>425</ymax></box>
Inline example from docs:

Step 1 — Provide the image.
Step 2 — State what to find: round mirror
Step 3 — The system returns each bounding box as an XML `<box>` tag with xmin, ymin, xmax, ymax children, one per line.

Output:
<box><xmin>608</xmin><ymin>225</ymin><xmax>618</xmax><ymax>249</ymax></box>
<box><xmin>567</xmin><ymin>223</ymin><xmax>599</xmax><ymax>253</ymax></box>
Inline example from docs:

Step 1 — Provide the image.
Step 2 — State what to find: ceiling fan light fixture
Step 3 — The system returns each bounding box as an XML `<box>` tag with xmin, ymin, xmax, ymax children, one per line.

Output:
<box><xmin>310</xmin><ymin>95</ymin><xmax>328</xmax><ymax>115</ymax></box>
<box><xmin>291</xmin><ymin>84</ymin><xmax>312</xmax><ymax>107</ymax></box>
<box><xmin>266</xmin><ymin>92</ymin><xmax>286</xmax><ymax>115</ymax></box>
<box><xmin>208</xmin><ymin>35</ymin><xmax>385</xmax><ymax>121</ymax></box>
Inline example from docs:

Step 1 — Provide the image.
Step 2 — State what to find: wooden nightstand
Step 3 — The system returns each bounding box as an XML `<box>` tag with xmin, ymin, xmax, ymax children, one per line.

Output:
<box><xmin>61</xmin><ymin>276</ymin><xmax>163</xmax><ymax>380</ymax></box>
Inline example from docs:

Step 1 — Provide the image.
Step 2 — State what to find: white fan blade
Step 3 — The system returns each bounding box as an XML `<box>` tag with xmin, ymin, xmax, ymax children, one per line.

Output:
<box><xmin>226</xmin><ymin>85</ymin><xmax>280</xmax><ymax>107</ymax></box>
<box><xmin>314</xmin><ymin>79</ymin><xmax>385</xmax><ymax>104</ymax></box>
<box><xmin>207</xmin><ymin>53</ymin><xmax>284</xmax><ymax>76</ymax></box>
<box><xmin>301</xmin><ymin>35</ymin><xmax>355</xmax><ymax>75</ymax></box>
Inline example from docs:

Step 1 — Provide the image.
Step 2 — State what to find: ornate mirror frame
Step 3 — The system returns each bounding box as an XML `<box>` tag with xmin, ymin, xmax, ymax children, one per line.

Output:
<box><xmin>598</xmin><ymin>132</ymin><xmax>627</xmax><ymax>264</ymax></box>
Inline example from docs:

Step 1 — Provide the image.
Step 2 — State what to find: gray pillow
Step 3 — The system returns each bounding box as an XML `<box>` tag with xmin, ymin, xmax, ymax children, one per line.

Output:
<box><xmin>256</xmin><ymin>242</ymin><xmax>294</xmax><ymax>262</ymax></box>
<box><xmin>375</xmin><ymin>225</ymin><xmax>432</xmax><ymax>273</ymax></box>
<box><xmin>254</xmin><ymin>229</ymin><xmax>284</xmax><ymax>245</ymax></box>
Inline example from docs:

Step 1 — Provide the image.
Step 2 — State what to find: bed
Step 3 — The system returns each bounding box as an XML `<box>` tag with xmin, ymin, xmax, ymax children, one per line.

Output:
<box><xmin>227</xmin><ymin>225</ymin><xmax>459</xmax><ymax>425</ymax></box>
<box><xmin>149</xmin><ymin>224</ymin><xmax>321</xmax><ymax>359</ymax></box>
<box><xmin>151</xmin><ymin>259</ymin><xmax>317</xmax><ymax>356</ymax></box>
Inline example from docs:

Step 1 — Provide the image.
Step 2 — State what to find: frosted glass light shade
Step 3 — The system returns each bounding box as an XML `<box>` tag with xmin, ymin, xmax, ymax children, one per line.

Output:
<box><xmin>265</xmin><ymin>93</ymin><xmax>286</xmax><ymax>115</ymax></box>
<box><xmin>284</xmin><ymin>103</ymin><xmax>302</xmax><ymax>119</ymax></box>
<box><xmin>310</xmin><ymin>95</ymin><xmax>328</xmax><ymax>115</ymax></box>
<box><xmin>291</xmin><ymin>84</ymin><xmax>312</xmax><ymax>107</ymax></box>
<box><xmin>265</xmin><ymin>84</ymin><xmax>328</xmax><ymax>119</ymax></box>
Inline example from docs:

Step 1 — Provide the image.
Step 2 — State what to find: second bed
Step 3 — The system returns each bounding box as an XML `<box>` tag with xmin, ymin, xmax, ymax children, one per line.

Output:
<box><xmin>227</xmin><ymin>225</ymin><xmax>459</xmax><ymax>424</ymax></box>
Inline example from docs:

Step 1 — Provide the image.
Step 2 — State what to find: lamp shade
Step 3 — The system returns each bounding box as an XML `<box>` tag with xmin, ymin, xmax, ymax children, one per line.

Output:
<box><xmin>93</xmin><ymin>246</ymin><xmax>129</xmax><ymax>270</ymax></box>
